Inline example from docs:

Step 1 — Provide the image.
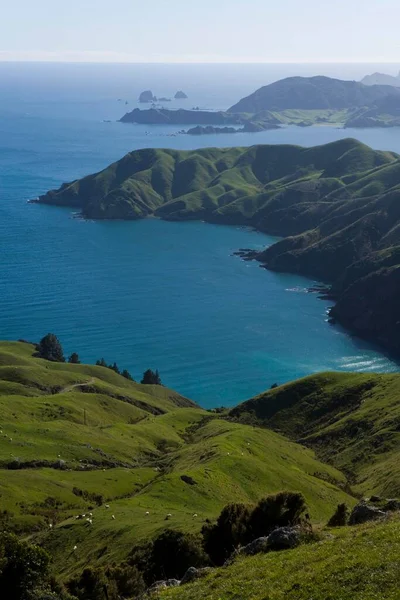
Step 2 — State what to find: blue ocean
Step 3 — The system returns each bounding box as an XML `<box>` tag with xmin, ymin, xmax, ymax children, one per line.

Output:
<box><xmin>1</xmin><ymin>62</ymin><xmax>399</xmax><ymax>406</ymax></box>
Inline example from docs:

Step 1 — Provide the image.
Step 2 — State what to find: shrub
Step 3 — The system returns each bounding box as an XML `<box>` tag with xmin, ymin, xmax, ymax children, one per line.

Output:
<box><xmin>37</xmin><ymin>334</ymin><xmax>65</xmax><ymax>362</ymax></box>
<box><xmin>327</xmin><ymin>503</ymin><xmax>349</xmax><ymax>527</ymax></box>
<box><xmin>150</xmin><ymin>530</ymin><xmax>207</xmax><ymax>581</ymax></box>
<box><xmin>105</xmin><ymin>565</ymin><xmax>145</xmax><ymax>598</ymax></box>
<box><xmin>129</xmin><ymin>531</ymin><xmax>207</xmax><ymax>584</ymax></box>
<box><xmin>202</xmin><ymin>503</ymin><xmax>252</xmax><ymax>565</ymax></box>
<box><xmin>249</xmin><ymin>491</ymin><xmax>307</xmax><ymax>538</ymax></box>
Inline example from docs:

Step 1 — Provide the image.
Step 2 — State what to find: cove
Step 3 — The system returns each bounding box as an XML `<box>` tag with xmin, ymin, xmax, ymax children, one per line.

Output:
<box><xmin>0</xmin><ymin>208</ymin><xmax>397</xmax><ymax>407</ymax></box>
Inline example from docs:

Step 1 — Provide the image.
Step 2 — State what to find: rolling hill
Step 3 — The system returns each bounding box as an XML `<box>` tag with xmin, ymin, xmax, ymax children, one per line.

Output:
<box><xmin>230</xmin><ymin>371</ymin><xmax>400</xmax><ymax>498</ymax></box>
<box><xmin>0</xmin><ymin>341</ymin><xmax>353</xmax><ymax>579</ymax></box>
<box><xmin>228</xmin><ymin>75</ymin><xmax>400</xmax><ymax>113</ymax></box>
<box><xmin>34</xmin><ymin>139</ymin><xmax>400</xmax><ymax>354</ymax></box>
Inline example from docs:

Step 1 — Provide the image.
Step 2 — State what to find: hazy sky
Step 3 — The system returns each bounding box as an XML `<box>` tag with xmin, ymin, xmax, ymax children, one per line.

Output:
<box><xmin>1</xmin><ymin>0</ymin><xmax>399</xmax><ymax>63</ymax></box>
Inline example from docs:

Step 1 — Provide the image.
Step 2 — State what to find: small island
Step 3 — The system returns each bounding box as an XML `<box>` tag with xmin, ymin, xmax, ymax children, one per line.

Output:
<box><xmin>139</xmin><ymin>90</ymin><xmax>155</xmax><ymax>103</ymax></box>
<box><xmin>175</xmin><ymin>90</ymin><xmax>188</xmax><ymax>99</ymax></box>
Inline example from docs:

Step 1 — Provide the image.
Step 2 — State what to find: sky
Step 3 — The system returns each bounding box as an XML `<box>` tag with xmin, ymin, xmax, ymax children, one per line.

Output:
<box><xmin>1</xmin><ymin>0</ymin><xmax>399</xmax><ymax>63</ymax></box>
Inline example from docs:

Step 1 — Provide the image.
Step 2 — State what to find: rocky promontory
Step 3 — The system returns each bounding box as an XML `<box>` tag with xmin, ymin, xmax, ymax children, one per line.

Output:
<box><xmin>120</xmin><ymin>108</ymin><xmax>243</xmax><ymax>125</ymax></box>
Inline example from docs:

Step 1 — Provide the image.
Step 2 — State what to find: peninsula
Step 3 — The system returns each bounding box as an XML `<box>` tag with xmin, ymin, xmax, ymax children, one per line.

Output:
<box><xmin>34</xmin><ymin>139</ymin><xmax>400</xmax><ymax>355</ymax></box>
<box><xmin>123</xmin><ymin>76</ymin><xmax>400</xmax><ymax>129</ymax></box>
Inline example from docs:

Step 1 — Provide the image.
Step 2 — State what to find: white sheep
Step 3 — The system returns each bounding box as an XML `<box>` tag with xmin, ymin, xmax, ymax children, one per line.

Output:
<box><xmin>193</xmin><ymin>514</ymin><xmax>198</xmax><ymax>518</ymax></box>
<box><xmin>105</xmin><ymin>504</ymin><xmax>110</xmax><ymax>509</ymax></box>
<box><xmin>49</xmin><ymin>523</ymin><xmax>53</xmax><ymax>529</ymax></box>
<box><xmin>89</xmin><ymin>512</ymin><xmax>93</xmax><ymax>517</ymax></box>
<box><xmin>112</xmin><ymin>515</ymin><xmax>115</xmax><ymax>520</ymax></box>
<box><xmin>88</xmin><ymin>519</ymin><xmax>93</xmax><ymax>524</ymax></box>
<box><xmin>73</xmin><ymin>545</ymin><xmax>78</xmax><ymax>551</ymax></box>
<box><xmin>145</xmin><ymin>511</ymin><xmax>150</xmax><ymax>515</ymax></box>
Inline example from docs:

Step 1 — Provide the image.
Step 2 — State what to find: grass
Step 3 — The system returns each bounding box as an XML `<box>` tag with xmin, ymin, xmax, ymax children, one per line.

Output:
<box><xmin>0</xmin><ymin>342</ymin><xmax>355</xmax><ymax>579</ymax></box>
<box><xmin>160</xmin><ymin>515</ymin><xmax>400</xmax><ymax>600</ymax></box>
<box><xmin>231</xmin><ymin>372</ymin><xmax>400</xmax><ymax>498</ymax></box>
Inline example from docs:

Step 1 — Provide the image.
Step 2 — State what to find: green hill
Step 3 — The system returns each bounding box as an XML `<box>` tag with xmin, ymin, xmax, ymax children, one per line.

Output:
<box><xmin>228</xmin><ymin>75</ymin><xmax>400</xmax><ymax>113</ymax></box>
<box><xmin>0</xmin><ymin>342</ymin><xmax>353</xmax><ymax>579</ymax></box>
<box><xmin>159</xmin><ymin>515</ymin><xmax>400</xmax><ymax>600</ymax></box>
<box><xmin>34</xmin><ymin>139</ymin><xmax>400</xmax><ymax>354</ymax></box>
<box><xmin>230</xmin><ymin>372</ymin><xmax>400</xmax><ymax>498</ymax></box>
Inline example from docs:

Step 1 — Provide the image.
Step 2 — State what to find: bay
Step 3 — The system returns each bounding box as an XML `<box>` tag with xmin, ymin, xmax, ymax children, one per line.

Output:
<box><xmin>0</xmin><ymin>62</ymin><xmax>399</xmax><ymax>406</ymax></box>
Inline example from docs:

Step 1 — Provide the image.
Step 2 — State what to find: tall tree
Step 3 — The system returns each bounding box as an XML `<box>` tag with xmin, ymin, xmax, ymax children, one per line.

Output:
<box><xmin>37</xmin><ymin>333</ymin><xmax>65</xmax><ymax>362</ymax></box>
<box><xmin>141</xmin><ymin>369</ymin><xmax>162</xmax><ymax>385</ymax></box>
<box><xmin>68</xmin><ymin>352</ymin><xmax>80</xmax><ymax>364</ymax></box>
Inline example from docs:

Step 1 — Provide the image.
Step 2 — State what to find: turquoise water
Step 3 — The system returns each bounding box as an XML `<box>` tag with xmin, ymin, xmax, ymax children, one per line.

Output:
<box><xmin>0</xmin><ymin>63</ymin><xmax>399</xmax><ymax>406</ymax></box>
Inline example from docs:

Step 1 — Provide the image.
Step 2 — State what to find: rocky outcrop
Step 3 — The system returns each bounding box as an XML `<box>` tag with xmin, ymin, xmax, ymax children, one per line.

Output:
<box><xmin>349</xmin><ymin>502</ymin><xmax>386</xmax><ymax>525</ymax></box>
<box><xmin>139</xmin><ymin>90</ymin><xmax>155</xmax><ymax>103</ymax></box>
<box><xmin>239</xmin><ymin>537</ymin><xmax>270</xmax><ymax>556</ymax></box>
<box><xmin>180</xmin><ymin>567</ymin><xmax>212</xmax><ymax>585</ymax></box>
<box><xmin>239</xmin><ymin>527</ymin><xmax>301</xmax><ymax>556</ymax></box>
<box><xmin>175</xmin><ymin>90</ymin><xmax>188</xmax><ymax>99</ymax></box>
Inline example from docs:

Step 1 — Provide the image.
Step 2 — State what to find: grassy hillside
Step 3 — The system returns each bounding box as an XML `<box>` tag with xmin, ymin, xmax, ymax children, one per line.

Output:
<box><xmin>159</xmin><ymin>515</ymin><xmax>400</xmax><ymax>600</ymax></box>
<box><xmin>0</xmin><ymin>342</ymin><xmax>353</xmax><ymax>579</ymax></box>
<box><xmin>34</xmin><ymin>138</ymin><xmax>400</xmax><ymax>354</ymax></box>
<box><xmin>230</xmin><ymin>372</ymin><xmax>400</xmax><ymax>498</ymax></box>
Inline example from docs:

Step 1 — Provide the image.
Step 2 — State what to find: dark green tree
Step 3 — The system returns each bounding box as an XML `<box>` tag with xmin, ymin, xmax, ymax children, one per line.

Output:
<box><xmin>37</xmin><ymin>334</ymin><xmax>65</xmax><ymax>362</ymax></box>
<box><xmin>202</xmin><ymin>503</ymin><xmax>252</xmax><ymax>565</ymax></box>
<box><xmin>68</xmin><ymin>353</ymin><xmax>80</xmax><ymax>364</ymax></box>
<box><xmin>96</xmin><ymin>358</ymin><xmax>107</xmax><ymax>368</ymax></box>
<box><xmin>121</xmin><ymin>369</ymin><xmax>134</xmax><ymax>381</ymax></box>
<box><xmin>109</xmin><ymin>362</ymin><xmax>120</xmax><ymax>375</ymax></box>
<box><xmin>141</xmin><ymin>369</ymin><xmax>162</xmax><ymax>385</ymax></box>
<box><xmin>0</xmin><ymin>533</ymin><xmax>51</xmax><ymax>600</ymax></box>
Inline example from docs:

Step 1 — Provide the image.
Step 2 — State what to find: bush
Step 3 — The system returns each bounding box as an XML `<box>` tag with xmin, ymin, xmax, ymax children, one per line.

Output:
<box><xmin>105</xmin><ymin>565</ymin><xmax>145</xmax><ymax>598</ymax></box>
<box><xmin>67</xmin><ymin>567</ymin><xmax>109</xmax><ymax>600</ymax></box>
<box><xmin>150</xmin><ymin>530</ymin><xmax>207</xmax><ymax>581</ymax></box>
<box><xmin>249</xmin><ymin>491</ymin><xmax>307</xmax><ymax>538</ymax></box>
<box><xmin>129</xmin><ymin>531</ymin><xmax>207</xmax><ymax>584</ymax></box>
<box><xmin>37</xmin><ymin>334</ymin><xmax>65</xmax><ymax>362</ymax></box>
<box><xmin>202</xmin><ymin>503</ymin><xmax>252</xmax><ymax>565</ymax></box>
<box><xmin>327</xmin><ymin>503</ymin><xmax>349</xmax><ymax>527</ymax></box>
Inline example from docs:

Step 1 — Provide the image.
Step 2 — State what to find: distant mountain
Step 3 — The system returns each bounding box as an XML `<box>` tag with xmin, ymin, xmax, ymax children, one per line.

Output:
<box><xmin>228</xmin><ymin>75</ymin><xmax>400</xmax><ymax>113</ymax></box>
<box><xmin>361</xmin><ymin>72</ymin><xmax>400</xmax><ymax>87</ymax></box>
<box><xmin>34</xmin><ymin>139</ymin><xmax>400</xmax><ymax>354</ymax></box>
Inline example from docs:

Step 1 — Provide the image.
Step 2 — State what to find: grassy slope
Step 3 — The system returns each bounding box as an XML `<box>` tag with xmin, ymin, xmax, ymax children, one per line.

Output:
<box><xmin>230</xmin><ymin>372</ymin><xmax>400</xmax><ymax>498</ymax></box>
<box><xmin>160</xmin><ymin>515</ymin><xmax>400</xmax><ymax>600</ymax></box>
<box><xmin>0</xmin><ymin>342</ymin><xmax>353</xmax><ymax>579</ymax></box>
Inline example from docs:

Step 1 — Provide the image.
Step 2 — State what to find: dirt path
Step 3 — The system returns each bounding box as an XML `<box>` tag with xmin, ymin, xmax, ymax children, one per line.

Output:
<box><xmin>60</xmin><ymin>377</ymin><xmax>96</xmax><ymax>394</ymax></box>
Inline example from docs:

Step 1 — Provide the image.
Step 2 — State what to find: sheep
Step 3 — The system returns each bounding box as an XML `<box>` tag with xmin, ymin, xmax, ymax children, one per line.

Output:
<box><xmin>105</xmin><ymin>504</ymin><xmax>110</xmax><ymax>509</ymax></box>
<box><xmin>88</xmin><ymin>519</ymin><xmax>93</xmax><ymax>525</ymax></box>
<box><xmin>73</xmin><ymin>545</ymin><xmax>78</xmax><ymax>551</ymax></box>
<box><xmin>112</xmin><ymin>515</ymin><xmax>115</xmax><ymax>520</ymax></box>
<box><xmin>145</xmin><ymin>511</ymin><xmax>150</xmax><ymax>516</ymax></box>
<box><xmin>192</xmin><ymin>514</ymin><xmax>198</xmax><ymax>518</ymax></box>
<box><xmin>89</xmin><ymin>512</ymin><xmax>93</xmax><ymax>517</ymax></box>
<box><xmin>49</xmin><ymin>523</ymin><xmax>53</xmax><ymax>529</ymax></box>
